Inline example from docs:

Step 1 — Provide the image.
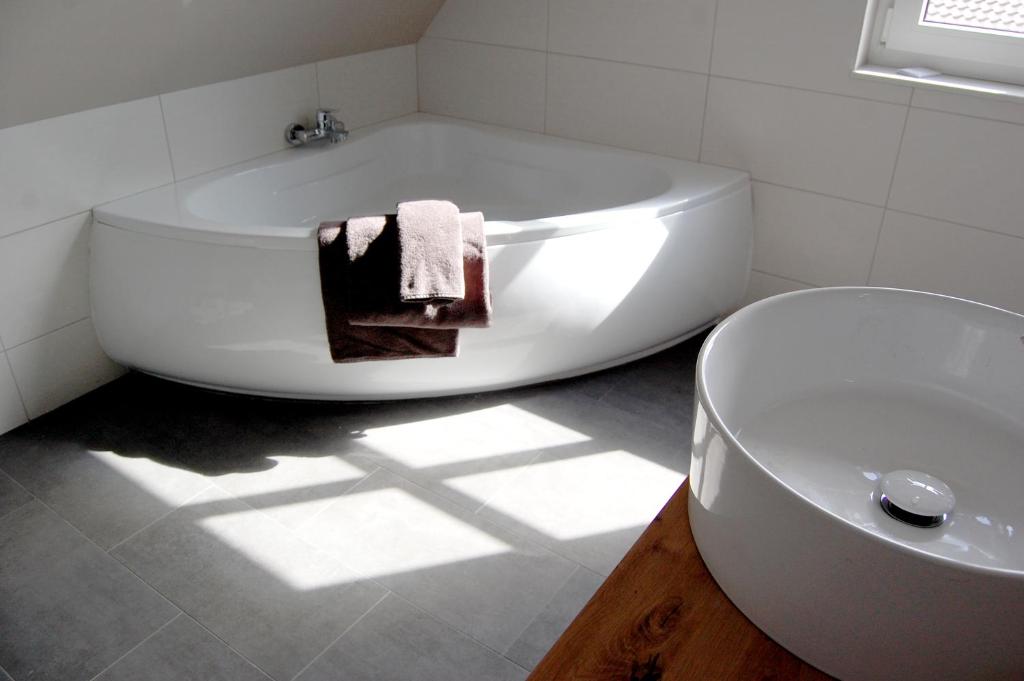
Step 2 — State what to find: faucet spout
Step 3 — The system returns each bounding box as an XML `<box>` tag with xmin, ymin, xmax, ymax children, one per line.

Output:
<box><xmin>285</xmin><ymin>108</ymin><xmax>348</xmax><ymax>146</ymax></box>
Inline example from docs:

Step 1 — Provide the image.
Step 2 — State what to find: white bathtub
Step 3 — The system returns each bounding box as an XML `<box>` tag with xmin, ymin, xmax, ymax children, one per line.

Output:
<box><xmin>91</xmin><ymin>114</ymin><xmax>752</xmax><ymax>400</ymax></box>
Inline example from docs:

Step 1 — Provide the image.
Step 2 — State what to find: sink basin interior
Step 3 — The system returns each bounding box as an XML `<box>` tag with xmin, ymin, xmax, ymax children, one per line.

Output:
<box><xmin>700</xmin><ymin>288</ymin><xmax>1024</xmax><ymax>574</ymax></box>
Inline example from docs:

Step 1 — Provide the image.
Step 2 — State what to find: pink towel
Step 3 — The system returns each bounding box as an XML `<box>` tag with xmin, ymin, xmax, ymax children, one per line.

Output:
<box><xmin>347</xmin><ymin>211</ymin><xmax>492</xmax><ymax>329</ymax></box>
<box><xmin>396</xmin><ymin>200</ymin><xmax>465</xmax><ymax>304</ymax></box>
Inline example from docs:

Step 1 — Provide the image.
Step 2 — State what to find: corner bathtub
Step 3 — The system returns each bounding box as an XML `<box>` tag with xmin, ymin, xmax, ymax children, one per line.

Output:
<box><xmin>91</xmin><ymin>114</ymin><xmax>752</xmax><ymax>400</ymax></box>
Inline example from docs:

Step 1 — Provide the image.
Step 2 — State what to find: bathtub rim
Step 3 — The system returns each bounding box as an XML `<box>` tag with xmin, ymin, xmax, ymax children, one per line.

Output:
<box><xmin>93</xmin><ymin>113</ymin><xmax>750</xmax><ymax>251</ymax></box>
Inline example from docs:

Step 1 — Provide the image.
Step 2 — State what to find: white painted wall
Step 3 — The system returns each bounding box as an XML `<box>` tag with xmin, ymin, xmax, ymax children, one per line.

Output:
<box><xmin>0</xmin><ymin>0</ymin><xmax>442</xmax><ymax>129</ymax></box>
<box><xmin>418</xmin><ymin>0</ymin><xmax>1024</xmax><ymax>311</ymax></box>
<box><xmin>0</xmin><ymin>45</ymin><xmax>418</xmax><ymax>434</ymax></box>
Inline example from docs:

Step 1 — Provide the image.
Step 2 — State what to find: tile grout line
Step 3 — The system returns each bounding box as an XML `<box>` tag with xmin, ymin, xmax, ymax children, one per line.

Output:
<box><xmin>867</xmin><ymin>102</ymin><xmax>913</xmax><ymax>283</ymax></box>
<box><xmin>156</xmin><ymin>96</ymin><xmax>178</xmax><ymax>182</ymax></box>
<box><xmin>0</xmin><ymin>497</ymin><xmax>34</xmax><ymax>526</ymax></box>
<box><xmin>751</xmin><ymin>268</ymin><xmax>818</xmax><ymax>288</ymax></box>
<box><xmin>101</xmin><ymin>550</ymin><xmax>281</xmax><ymax>679</ymax></box>
<box><xmin>179</xmin><ymin>612</ymin><xmax>277</xmax><ymax>681</ymax></box>
<box><xmin>277</xmin><ymin>461</ymin><xmax>598</xmax><ymax>655</ymax></box>
<box><xmin>287</xmin><ymin>591</ymin><xmax>390</xmax><ymax>681</ymax></box>
<box><xmin>313</xmin><ymin>61</ymin><xmax>322</xmax><ymax>109</ymax></box>
<box><xmin>1</xmin><ymin>349</ymin><xmax>30</xmax><ymax>425</ymax></box>
<box><xmin>910</xmin><ymin>100</ymin><xmax>1024</xmax><ymax>128</ymax></box>
<box><xmin>542</xmin><ymin>0</ymin><xmax>551</xmax><ymax>134</ymax></box>
<box><xmin>422</xmin><ymin>36</ymin><xmax>918</xmax><ymax>108</ymax></box>
<box><xmin>466</xmin><ymin>448</ymin><xmax>548</xmax><ymax>514</ymax></box>
<box><xmin>16</xmin><ymin>494</ymin><xmax>198</xmax><ymax>676</ymax></box>
<box><xmin>385</xmin><ymin>589</ymin><xmax>533</xmax><ymax>668</ymax></box>
<box><xmin>497</xmin><ymin>564</ymin><xmax>582</xmax><ymax>661</ymax></box>
<box><xmin>288</xmin><ymin>464</ymin><xmax>384</xmax><ymax>534</ymax></box>
<box><xmin>85</xmin><ymin>613</ymin><xmax>183</xmax><ymax>681</ymax></box>
<box><xmin>0</xmin><ymin>210</ymin><xmax>93</xmax><ymax>246</ymax></box>
<box><xmin>697</xmin><ymin>0</ymin><xmax>720</xmax><ymax>163</ymax></box>
<box><xmin>105</xmin><ymin>485</ymin><xmax>214</xmax><ymax>554</ymax></box>
<box><xmin>411</xmin><ymin>40</ymin><xmax>419</xmax><ymax>112</ymax></box>
<box><xmin>29</xmin><ymin>494</ymin><xmax>186</xmax><ymax>615</ymax></box>
<box><xmin>3</xmin><ymin>315</ymin><xmax>91</xmax><ymax>353</ymax></box>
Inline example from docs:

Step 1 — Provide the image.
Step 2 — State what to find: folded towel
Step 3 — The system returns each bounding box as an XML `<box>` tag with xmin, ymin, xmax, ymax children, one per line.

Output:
<box><xmin>348</xmin><ymin>211</ymin><xmax>492</xmax><ymax>329</ymax></box>
<box><xmin>396</xmin><ymin>200</ymin><xmax>465</xmax><ymax>304</ymax></box>
<box><xmin>318</xmin><ymin>219</ymin><xmax>457</xmax><ymax>363</ymax></box>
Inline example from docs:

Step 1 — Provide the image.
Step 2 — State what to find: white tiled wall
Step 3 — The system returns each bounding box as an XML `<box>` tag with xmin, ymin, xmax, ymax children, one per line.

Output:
<box><xmin>418</xmin><ymin>0</ymin><xmax>1024</xmax><ymax>312</ymax></box>
<box><xmin>0</xmin><ymin>45</ymin><xmax>418</xmax><ymax>435</ymax></box>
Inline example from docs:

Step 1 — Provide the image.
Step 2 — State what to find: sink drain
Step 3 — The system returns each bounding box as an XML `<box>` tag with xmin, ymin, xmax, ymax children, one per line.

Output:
<box><xmin>878</xmin><ymin>470</ymin><xmax>956</xmax><ymax>528</ymax></box>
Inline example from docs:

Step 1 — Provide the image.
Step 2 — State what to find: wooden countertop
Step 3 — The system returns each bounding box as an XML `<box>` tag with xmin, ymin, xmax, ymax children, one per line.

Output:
<box><xmin>527</xmin><ymin>481</ymin><xmax>832</xmax><ymax>681</ymax></box>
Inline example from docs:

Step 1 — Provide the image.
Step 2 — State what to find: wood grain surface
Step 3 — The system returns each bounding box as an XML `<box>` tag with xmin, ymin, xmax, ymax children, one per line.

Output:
<box><xmin>527</xmin><ymin>481</ymin><xmax>833</xmax><ymax>681</ymax></box>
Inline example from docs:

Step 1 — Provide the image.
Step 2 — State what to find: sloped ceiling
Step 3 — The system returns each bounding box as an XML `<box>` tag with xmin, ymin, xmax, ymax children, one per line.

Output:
<box><xmin>0</xmin><ymin>0</ymin><xmax>446</xmax><ymax>129</ymax></box>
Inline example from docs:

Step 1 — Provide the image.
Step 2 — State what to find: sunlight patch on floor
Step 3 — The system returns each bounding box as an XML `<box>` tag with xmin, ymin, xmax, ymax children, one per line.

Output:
<box><xmin>360</xmin><ymin>403</ymin><xmax>591</xmax><ymax>468</ymax></box>
<box><xmin>87</xmin><ymin>449</ymin><xmax>208</xmax><ymax>505</ymax></box>
<box><xmin>196</xmin><ymin>511</ymin><xmax>356</xmax><ymax>591</ymax></box>
<box><xmin>295</xmin><ymin>485</ymin><xmax>513</xmax><ymax>578</ymax></box>
<box><xmin>448</xmin><ymin>450</ymin><xmax>685</xmax><ymax>541</ymax></box>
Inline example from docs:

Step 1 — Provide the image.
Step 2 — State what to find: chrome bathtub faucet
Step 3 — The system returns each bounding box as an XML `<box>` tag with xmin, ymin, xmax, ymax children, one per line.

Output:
<box><xmin>285</xmin><ymin>108</ymin><xmax>349</xmax><ymax>146</ymax></box>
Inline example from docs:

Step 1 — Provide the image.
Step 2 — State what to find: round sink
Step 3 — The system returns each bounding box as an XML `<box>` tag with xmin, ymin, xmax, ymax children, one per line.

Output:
<box><xmin>688</xmin><ymin>287</ymin><xmax>1024</xmax><ymax>681</ymax></box>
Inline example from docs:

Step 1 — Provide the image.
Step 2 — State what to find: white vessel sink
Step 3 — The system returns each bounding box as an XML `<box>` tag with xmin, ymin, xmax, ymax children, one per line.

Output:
<box><xmin>689</xmin><ymin>288</ymin><xmax>1024</xmax><ymax>681</ymax></box>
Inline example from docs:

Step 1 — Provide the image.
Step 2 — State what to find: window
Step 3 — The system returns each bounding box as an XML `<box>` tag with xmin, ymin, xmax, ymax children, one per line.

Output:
<box><xmin>855</xmin><ymin>0</ymin><xmax>1024</xmax><ymax>98</ymax></box>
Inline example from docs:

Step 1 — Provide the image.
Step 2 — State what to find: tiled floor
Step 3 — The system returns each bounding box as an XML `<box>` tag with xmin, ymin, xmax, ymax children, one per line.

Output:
<box><xmin>0</xmin><ymin>333</ymin><xmax>702</xmax><ymax>681</ymax></box>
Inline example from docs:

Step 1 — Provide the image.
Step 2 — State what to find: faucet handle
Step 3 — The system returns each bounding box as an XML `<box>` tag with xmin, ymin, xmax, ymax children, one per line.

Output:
<box><xmin>316</xmin><ymin>108</ymin><xmax>339</xmax><ymax>126</ymax></box>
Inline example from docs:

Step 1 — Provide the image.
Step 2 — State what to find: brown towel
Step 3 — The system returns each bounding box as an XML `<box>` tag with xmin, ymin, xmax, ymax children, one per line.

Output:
<box><xmin>396</xmin><ymin>200</ymin><xmax>465</xmax><ymax>303</ymax></box>
<box><xmin>348</xmin><ymin>211</ymin><xmax>492</xmax><ymax>329</ymax></box>
<box><xmin>318</xmin><ymin>218</ymin><xmax>457</xmax><ymax>363</ymax></box>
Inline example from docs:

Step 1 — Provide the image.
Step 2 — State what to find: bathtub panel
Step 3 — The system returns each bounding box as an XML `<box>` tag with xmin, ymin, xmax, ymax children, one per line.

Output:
<box><xmin>91</xmin><ymin>188</ymin><xmax>750</xmax><ymax>399</ymax></box>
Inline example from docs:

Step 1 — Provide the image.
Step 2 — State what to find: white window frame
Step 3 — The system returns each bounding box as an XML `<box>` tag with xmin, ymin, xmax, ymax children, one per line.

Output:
<box><xmin>855</xmin><ymin>0</ymin><xmax>1024</xmax><ymax>99</ymax></box>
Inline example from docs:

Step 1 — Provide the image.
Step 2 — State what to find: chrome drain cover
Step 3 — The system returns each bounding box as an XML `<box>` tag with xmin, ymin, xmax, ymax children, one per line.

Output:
<box><xmin>878</xmin><ymin>470</ymin><xmax>956</xmax><ymax>528</ymax></box>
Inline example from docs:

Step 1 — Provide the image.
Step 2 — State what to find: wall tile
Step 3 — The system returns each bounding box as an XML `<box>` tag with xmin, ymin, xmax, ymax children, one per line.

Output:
<box><xmin>549</xmin><ymin>0</ymin><xmax>716</xmax><ymax>73</ymax></box>
<box><xmin>712</xmin><ymin>0</ymin><xmax>910</xmax><ymax>105</ymax></box>
<box><xmin>742</xmin><ymin>271</ymin><xmax>812</xmax><ymax>308</ymax></box>
<box><xmin>0</xmin><ymin>356</ymin><xmax>28</xmax><ymax>436</ymax></box>
<box><xmin>870</xmin><ymin>211</ymin><xmax>1024</xmax><ymax>314</ymax></box>
<box><xmin>0</xmin><ymin>213</ymin><xmax>91</xmax><ymax>349</ymax></box>
<box><xmin>417</xmin><ymin>38</ymin><xmax>547</xmax><ymax>132</ymax></box>
<box><xmin>317</xmin><ymin>46</ymin><xmax>418</xmax><ymax>131</ymax></box>
<box><xmin>889</xmin><ymin>108</ymin><xmax>1024</xmax><ymax>238</ymax></box>
<box><xmin>0</xmin><ymin>98</ymin><xmax>173</xmax><ymax>239</ymax></box>
<box><xmin>751</xmin><ymin>182</ymin><xmax>883</xmax><ymax>287</ymax></box>
<box><xmin>160</xmin><ymin>64</ymin><xmax>318</xmax><ymax>180</ymax></box>
<box><xmin>701</xmin><ymin>78</ymin><xmax>907</xmax><ymax>205</ymax></box>
<box><xmin>7</xmin><ymin>319</ymin><xmax>125</xmax><ymax>419</ymax></box>
<box><xmin>546</xmin><ymin>55</ymin><xmax>707</xmax><ymax>160</ymax></box>
<box><xmin>426</xmin><ymin>0</ymin><xmax>548</xmax><ymax>51</ymax></box>
<box><xmin>911</xmin><ymin>87</ymin><xmax>1024</xmax><ymax>126</ymax></box>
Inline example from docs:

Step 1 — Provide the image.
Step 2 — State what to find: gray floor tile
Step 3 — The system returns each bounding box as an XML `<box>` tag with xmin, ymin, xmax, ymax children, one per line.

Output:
<box><xmin>0</xmin><ymin>469</ymin><xmax>32</xmax><ymax>519</ymax></box>
<box><xmin>211</xmin><ymin>453</ymin><xmax>373</xmax><ymax>529</ymax></box>
<box><xmin>510</xmin><ymin>387</ymin><xmax>692</xmax><ymax>475</ymax></box>
<box><xmin>504</xmin><ymin>567</ymin><xmax>605</xmax><ymax>669</ymax></box>
<box><xmin>0</xmin><ymin>501</ymin><xmax>178</xmax><ymax>681</ymax></box>
<box><xmin>595</xmin><ymin>336</ymin><xmax>702</xmax><ymax>438</ymax></box>
<box><xmin>296</xmin><ymin>594</ymin><xmax>527</xmax><ymax>681</ymax></box>
<box><xmin>94</xmin><ymin>615</ymin><xmax>271</xmax><ymax>681</ymax></box>
<box><xmin>471</xmin><ymin>444</ymin><xmax>685</xmax><ymax>575</ymax></box>
<box><xmin>297</xmin><ymin>469</ymin><xmax>577</xmax><ymax>653</ymax></box>
<box><xmin>0</xmin><ymin>430</ymin><xmax>212</xmax><ymax>549</ymax></box>
<box><xmin>111</xmin><ymin>488</ymin><xmax>386</xmax><ymax>681</ymax></box>
<box><xmin>351</xmin><ymin>395</ymin><xmax>594</xmax><ymax>511</ymax></box>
